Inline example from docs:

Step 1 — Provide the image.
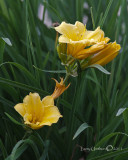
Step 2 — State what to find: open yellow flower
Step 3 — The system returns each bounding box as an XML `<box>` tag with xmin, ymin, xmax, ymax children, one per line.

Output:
<box><xmin>55</xmin><ymin>21</ymin><xmax>110</xmax><ymax>59</ymax></box>
<box><xmin>55</xmin><ymin>21</ymin><xmax>121</xmax><ymax>67</ymax></box>
<box><xmin>14</xmin><ymin>78</ymin><xmax>70</xmax><ymax>129</ymax></box>
<box><xmin>14</xmin><ymin>93</ymin><xmax>62</xmax><ymax>129</ymax></box>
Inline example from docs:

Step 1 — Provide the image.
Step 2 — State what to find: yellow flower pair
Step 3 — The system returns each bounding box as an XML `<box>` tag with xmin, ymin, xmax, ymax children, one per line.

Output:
<box><xmin>15</xmin><ymin>21</ymin><xmax>121</xmax><ymax>130</ymax></box>
<box><xmin>14</xmin><ymin>78</ymin><xmax>69</xmax><ymax>129</ymax></box>
<box><xmin>55</xmin><ymin>21</ymin><xmax>121</xmax><ymax>68</ymax></box>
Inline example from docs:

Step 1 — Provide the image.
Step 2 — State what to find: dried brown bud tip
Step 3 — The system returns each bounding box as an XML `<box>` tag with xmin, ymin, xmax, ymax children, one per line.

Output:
<box><xmin>52</xmin><ymin>22</ymin><xmax>60</xmax><ymax>27</ymax></box>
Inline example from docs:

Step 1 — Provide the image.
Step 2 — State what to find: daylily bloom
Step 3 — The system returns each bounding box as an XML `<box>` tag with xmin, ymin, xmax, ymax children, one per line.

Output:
<box><xmin>14</xmin><ymin>78</ymin><xmax>69</xmax><ymax>129</ymax></box>
<box><xmin>14</xmin><ymin>93</ymin><xmax>62</xmax><ymax>129</ymax></box>
<box><xmin>55</xmin><ymin>21</ymin><xmax>121</xmax><ymax>68</ymax></box>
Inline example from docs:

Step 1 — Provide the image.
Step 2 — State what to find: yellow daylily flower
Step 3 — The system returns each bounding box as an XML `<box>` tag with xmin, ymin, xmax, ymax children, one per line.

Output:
<box><xmin>52</xmin><ymin>77</ymin><xmax>70</xmax><ymax>99</ymax></box>
<box><xmin>14</xmin><ymin>93</ymin><xmax>62</xmax><ymax>129</ymax></box>
<box><xmin>14</xmin><ymin>78</ymin><xmax>70</xmax><ymax>129</ymax></box>
<box><xmin>55</xmin><ymin>21</ymin><xmax>110</xmax><ymax>60</ymax></box>
<box><xmin>55</xmin><ymin>21</ymin><xmax>121</xmax><ymax>67</ymax></box>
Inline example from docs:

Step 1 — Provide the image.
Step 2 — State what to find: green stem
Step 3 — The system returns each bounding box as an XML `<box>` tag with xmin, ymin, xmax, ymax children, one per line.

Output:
<box><xmin>22</xmin><ymin>131</ymin><xmax>29</xmax><ymax>140</ymax></box>
<box><xmin>63</xmin><ymin>72</ymin><xmax>70</xmax><ymax>84</ymax></box>
<box><xmin>66</xmin><ymin>76</ymin><xmax>80</xmax><ymax>159</ymax></box>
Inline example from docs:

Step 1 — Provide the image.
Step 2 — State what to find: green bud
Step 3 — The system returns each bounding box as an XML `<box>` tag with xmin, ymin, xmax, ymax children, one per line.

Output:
<box><xmin>57</xmin><ymin>43</ymin><xmax>67</xmax><ymax>64</ymax></box>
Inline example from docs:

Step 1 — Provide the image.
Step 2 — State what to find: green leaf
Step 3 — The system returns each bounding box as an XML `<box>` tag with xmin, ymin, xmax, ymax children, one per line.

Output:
<box><xmin>100</xmin><ymin>0</ymin><xmax>114</xmax><ymax>28</ymax></box>
<box><xmin>42</xmin><ymin>1</ymin><xmax>63</xmax><ymax>21</ymax></box>
<box><xmin>76</xmin><ymin>0</ymin><xmax>84</xmax><ymax>22</ymax></box>
<box><xmin>2</xmin><ymin>38</ymin><xmax>12</xmax><ymax>46</ymax></box>
<box><xmin>5</xmin><ymin>144</ymin><xmax>28</xmax><ymax>160</ymax></box>
<box><xmin>116</xmin><ymin>108</ymin><xmax>126</xmax><ymax>116</ymax></box>
<box><xmin>90</xmin><ymin>7</ymin><xmax>95</xmax><ymax>29</ymax></box>
<box><xmin>0</xmin><ymin>139</ymin><xmax>8</xmax><ymax>159</ymax></box>
<box><xmin>0</xmin><ymin>62</ymin><xmax>38</xmax><ymax>85</ymax></box>
<box><xmin>14</xmin><ymin>144</ymin><xmax>28</xmax><ymax>159</ymax></box>
<box><xmin>88</xmin><ymin>132</ymin><xmax>128</xmax><ymax>159</ymax></box>
<box><xmin>88</xmin><ymin>64</ymin><xmax>111</xmax><ymax>75</ymax></box>
<box><xmin>0</xmin><ymin>38</ymin><xmax>5</xmax><ymax>63</ymax></box>
<box><xmin>5</xmin><ymin>112</ymin><xmax>24</xmax><ymax>126</ymax></box>
<box><xmin>39</xmin><ymin>140</ymin><xmax>50</xmax><ymax>160</ymax></box>
<box><xmin>94</xmin><ymin>132</ymin><xmax>128</xmax><ymax>148</ymax></box>
<box><xmin>123</xmin><ymin>109</ymin><xmax>128</xmax><ymax>134</ymax></box>
<box><xmin>0</xmin><ymin>77</ymin><xmax>48</xmax><ymax>96</ymax></box>
<box><xmin>73</xmin><ymin>123</ymin><xmax>91</xmax><ymax>140</ymax></box>
<box><xmin>88</xmin><ymin>147</ymin><xmax>128</xmax><ymax>160</ymax></box>
<box><xmin>6</xmin><ymin>138</ymin><xmax>40</xmax><ymax>160</ymax></box>
<box><xmin>33</xmin><ymin>65</ymin><xmax>66</xmax><ymax>74</ymax></box>
<box><xmin>9</xmin><ymin>140</ymin><xmax>27</xmax><ymax>160</ymax></box>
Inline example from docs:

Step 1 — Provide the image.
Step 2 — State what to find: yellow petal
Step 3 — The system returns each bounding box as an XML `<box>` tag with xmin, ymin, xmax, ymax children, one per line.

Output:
<box><xmin>103</xmin><ymin>37</ymin><xmax>110</xmax><ymax>43</ymax></box>
<box><xmin>23</xmin><ymin>93</ymin><xmax>44</xmax><ymax>122</ymax></box>
<box><xmin>24</xmin><ymin>120</ymin><xmax>51</xmax><ymax>130</ymax></box>
<box><xmin>66</xmin><ymin>39</ymin><xmax>97</xmax><ymax>57</ymax></box>
<box><xmin>55</xmin><ymin>22</ymin><xmax>78</xmax><ymax>41</ymax></box>
<box><xmin>40</xmin><ymin>105</ymin><xmax>62</xmax><ymax>125</ymax></box>
<box><xmin>55</xmin><ymin>21</ymin><xmax>85</xmax><ymax>41</ymax></box>
<box><xmin>24</xmin><ymin>104</ymin><xmax>62</xmax><ymax>129</ymax></box>
<box><xmin>75</xmin><ymin>42</ymin><xmax>106</xmax><ymax>59</ymax></box>
<box><xmin>14</xmin><ymin>103</ymin><xmax>26</xmax><ymax>117</ymax></box>
<box><xmin>96</xmin><ymin>52</ymin><xmax>118</xmax><ymax>66</ymax></box>
<box><xmin>83</xmin><ymin>27</ymin><xmax>104</xmax><ymax>42</ymax></box>
<box><xmin>75</xmin><ymin>21</ymin><xmax>86</xmax><ymax>34</ymax></box>
<box><xmin>23</xmin><ymin>113</ymin><xmax>32</xmax><ymax>123</ymax></box>
<box><xmin>75</xmin><ymin>21</ymin><xmax>86</xmax><ymax>40</ymax></box>
<box><xmin>89</xmin><ymin>42</ymin><xmax>121</xmax><ymax>65</ymax></box>
<box><xmin>59</xmin><ymin>35</ymin><xmax>70</xmax><ymax>43</ymax></box>
<box><xmin>25</xmin><ymin>123</ymin><xmax>40</xmax><ymax>130</ymax></box>
<box><xmin>42</xmin><ymin>96</ymin><xmax>54</xmax><ymax>107</ymax></box>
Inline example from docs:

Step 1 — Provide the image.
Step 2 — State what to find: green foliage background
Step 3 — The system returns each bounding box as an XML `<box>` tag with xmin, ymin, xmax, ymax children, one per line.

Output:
<box><xmin>0</xmin><ymin>0</ymin><xmax>128</xmax><ymax>159</ymax></box>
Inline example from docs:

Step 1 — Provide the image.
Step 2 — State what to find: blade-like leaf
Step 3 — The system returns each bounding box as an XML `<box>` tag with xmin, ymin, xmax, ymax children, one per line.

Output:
<box><xmin>123</xmin><ymin>109</ymin><xmax>128</xmax><ymax>134</ymax></box>
<box><xmin>0</xmin><ymin>38</ymin><xmax>5</xmax><ymax>63</ymax></box>
<box><xmin>5</xmin><ymin>112</ymin><xmax>24</xmax><ymax>126</ymax></box>
<box><xmin>33</xmin><ymin>65</ymin><xmax>66</xmax><ymax>73</ymax></box>
<box><xmin>0</xmin><ymin>139</ymin><xmax>8</xmax><ymax>159</ymax></box>
<box><xmin>116</xmin><ymin>108</ymin><xmax>126</xmax><ymax>116</ymax></box>
<box><xmin>73</xmin><ymin>123</ymin><xmax>91</xmax><ymax>140</ymax></box>
<box><xmin>88</xmin><ymin>64</ymin><xmax>111</xmax><ymax>74</ymax></box>
<box><xmin>2</xmin><ymin>38</ymin><xmax>12</xmax><ymax>46</ymax></box>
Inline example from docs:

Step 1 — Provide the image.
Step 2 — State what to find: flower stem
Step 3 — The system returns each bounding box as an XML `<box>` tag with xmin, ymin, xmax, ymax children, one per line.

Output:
<box><xmin>22</xmin><ymin>131</ymin><xmax>29</xmax><ymax>140</ymax></box>
<box><xmin>63</xmin><ymin>72</ymin><xmax>70</xmax><ymax>84</ymax></box>
<box><xmin>66</xmin><ymin>75</ymin><xmax>81</xmax><ymax>159</ymax></box>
